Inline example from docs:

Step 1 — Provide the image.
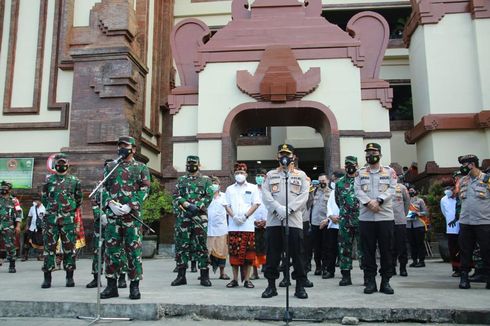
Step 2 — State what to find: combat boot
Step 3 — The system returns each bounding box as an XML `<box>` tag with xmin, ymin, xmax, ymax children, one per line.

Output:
<box><xmin>100</xmin><ymin>278</ymin><xmax>119</xmax><ymax>299</ymax></box>
<box><xmin>66</xmin><ymin>270</ymin><xmax>75</xmax><ymax>287</ymax></box>
<box><xmin>363</xmin><ymin>277</ymin><xmax>377</xmax><ymax>294</ymax></box>
<box><xmin>379</xmin><ymin>277</ymin><xmax>394</xmax><ymax>295</ymax></box>
<box><xmin>86</xmin><ymin>274</ymin><xmax>100</xmax><ymax>288</ymax></box>
<box><xmin>129</xmin><ymin>280</ymin><xmax>141</xmax><ymax>300</ymax></box>
<box><xmin>469</xmin><ymin>269</ymin><xmax>486</xmax><ymax>283</ymax></box>
<box><xmin>322</xmin><ymin>270</ymin><xmax>334</xmax><ymax>279</ymax></box>
<box><xmin>459</xmin><ymin>271</ymin><xmax>470</xmax><ymax>289</ymax></box>
<box><xmin>399</xmin><ymin>265</ymin><xmax>408</xmax><ymax>277</ymax></box>
<box><xmin>303</xmin><ymin>278</ymin><xmax>314</xmax><ymax>288</ymax></box>
<box><xmin>190</xmin><ymin>261</ymin><xmax>197</xmax><ymax>273</ymax></box>
<box><xmin>8</xmin><ymin>260</ymin><xmax>16</xmax><ymax>273</ymax></box>
<box><xmin>200</xmin><ymin>268</ymin><xmax>212</xmax><ymax>287</ymax></box>
<box><xmin>261</xmin><ymin>279</ymin><xmax>278</xmax><ymax>298</ymax></box>
<box><xmin>171</xmin><ymin>267</ymin><xmax>187</xmax><ymax>286</ymax></box>
<box><xmin>339</xmin><ymin>270</ymin><xmax>352</xmax><ymax>286</ymax></box>
<box><xmin>118</xmin><ymin>273</ymin><xmax>127</xmax><ymax>288</ymax></box>
<box><xmin>294</xmin><ymin>281</ymin><xmax>308</xmax><ymax>299</ymax></box>
<box><xmin>41</xmin><ymin>271</ymin><xmax>51</xmax><ymax>289</ymax></box>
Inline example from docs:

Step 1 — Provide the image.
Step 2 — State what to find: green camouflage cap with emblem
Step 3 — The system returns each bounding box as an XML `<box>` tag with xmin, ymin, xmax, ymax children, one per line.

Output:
<box><xmin>458</xmin><ymin>154</ymin><xmax>479</xmax><ymax>165</ymax></box>
<box><xmin>118</xmin><ymin>136</ymin><xmax>136</xmax><ymax>146</ymax></box>
<box><xmin>186</xmin><ymin>155</ymin><xmax>200</xmax><ymax>164</ymax></box>
<box><xmin>345</xmin><ymin>155</ymin><xmax>358</xmax><ymax>165</ymax></box>
<box><xmin>54</xmin><ymin>153</ymin><xmax>68</xmax><ymax>163</ymax></box>
<box><xmin>365</xmin><ymin>143</ymin><xmax>381</xmax><ymax>152</ymax></box>
<box><xmin>278</xmin><ymin>143</ymin><xmax>294</xmax><ymax>154</ymax></box>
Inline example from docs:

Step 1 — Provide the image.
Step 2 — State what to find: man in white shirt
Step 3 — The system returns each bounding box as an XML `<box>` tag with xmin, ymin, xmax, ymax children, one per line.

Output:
<box><xmin>224</xmin><ymin>163</ymin><xmax>261</xmax><ymax>288</ymax></box>
<box><xmin>441</xmin><ymin>185</ymin><xmax>460</xmax><ymax>277</ymax></box>
<box><xmin>22</xmin><ymin>200</ymin><xmax>46</xmax><ymax>261</ymax></box>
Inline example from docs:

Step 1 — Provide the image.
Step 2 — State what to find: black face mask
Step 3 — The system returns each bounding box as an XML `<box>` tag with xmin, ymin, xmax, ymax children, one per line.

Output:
<box><xmin>319</xmin><ymin>182</ymin><xmax>327</xmax><ymax>189</ymax></box>
<box><xmin>55</xmin><ymin>164</ymin><xmax>68</xmax><ymax>173</ymax></box>
<box><xmin>366</xmin><ymin>155</ymin><xmax>380</xmax><ymax>165</ymax></box>
<box><xmin>346</xmin><ymin>166</ymin><xmax>357</xmax><ymax>175</ymax></box>
<box><xmin>409</xmin><ymin>191</ymin><xmax>417</xmax><ymax>197</ymax></box>
<box><xmin>279</xmin><ymin>155</ymin><xmax>293</xmax><ymax>167</ymax></box>
<box><xmin>0</xmin><ymin>189</ymin><xmax>8</xmax><ymax>195</ymax></box>
<box><xmin>460</xmin><ymin>165</ymin><xmax>470</xmax><ymax>176</ymax></box>
<box><xmin>186</xmin><ymin>164</ymin><xmax>198</xmax><ymax>173</ymax></box>
<box><xmin>117</xmin><ymin>147</ymin><xmax>132</xmax><ymax>159</ymax></box>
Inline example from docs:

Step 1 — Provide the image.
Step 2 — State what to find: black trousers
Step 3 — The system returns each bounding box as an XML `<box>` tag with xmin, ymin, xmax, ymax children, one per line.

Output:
<box><xmin>324</xmin><ymin>228</ymin><xmax>339</xmax><ymax>274</ymax></box>
<box><xmin>360</xmin><ymin>220</ymin><xmax>393</xmax><ymax>279</ymax></box>
<box><xmin>447</xmin><ymin>233</ymin><xmax>460</xmax><ymax>271</ymax></box>
<box><xmin>459</xmin><ymin>224</ymin><xmax>490</xmax><ymax>278</ymax></box>
<box><xmin>407</xmin><ymin>226</ymin><xmax>426</xmax><ymax>263</ymax></box>
<box><xmin>392</xmin><ymin>224</ymin><xmax>408</xmax><ymax>267</ymax></box>
<box><xmin>264</xmin><ymin>226</ymin><xmax>307</xmax><ymax>283</ymax></box>
<box><xmin>310</xmin><ymin>225</ymin><xmax>327</xmax><ymax>270</ymax></box>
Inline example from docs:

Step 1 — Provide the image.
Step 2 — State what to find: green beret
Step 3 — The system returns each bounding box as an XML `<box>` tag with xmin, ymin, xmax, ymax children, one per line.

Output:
<box><xmin>186</xmin><ymin>155</ymin><xmax>200</xmax><ymax>164</ymax></box>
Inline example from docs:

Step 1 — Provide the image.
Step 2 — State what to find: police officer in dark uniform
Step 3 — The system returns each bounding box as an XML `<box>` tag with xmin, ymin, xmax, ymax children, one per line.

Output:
<box><xmin>261</xmin><ymin>144</ymin><xmax>310</xmax><ymax>299</ymax></box>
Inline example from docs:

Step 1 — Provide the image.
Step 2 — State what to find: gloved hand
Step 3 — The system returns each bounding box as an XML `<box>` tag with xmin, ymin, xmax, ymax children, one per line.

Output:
<box><xmin>274</xmin><ymin>206</ymin><xmax>287</xmax><ymax>221</ymax></box>
<box><xmin>185</xmin><ymin>203</ymin><xmax>200</xmax><ymax>217</ymax></box>
<box><xmin>120</xmin><ymin>204</ymin><xmax>131</xmax><ymax>215</ymax></box>
<box><xmin>448</xmin><ymin>218</ymin><xmax>458</xmax><ymax>228</ymax></box>
<box><xmin>109</xmin><ymin>201</ymin><xmax>125</xmax><ymax>216</ymax></box>
<box><xmin>232</xmin><ymin>214</ymin><xmax>246</xmax><ymax>225</ymax></box>
<box><xmin>100</xmin><ymin>214</ymin><xmax>108</xmax><ymax>226</ymax></box>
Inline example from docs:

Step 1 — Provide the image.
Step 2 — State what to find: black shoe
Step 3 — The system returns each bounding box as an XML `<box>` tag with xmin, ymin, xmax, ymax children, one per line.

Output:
<box><xmin>322</xmin><ymin>271</ymin><xmax>335</xmax><ymax>279</ymax></box>
<box><xmin>379</xmin><ymin>278</ymin><xmax>394</xmax><ymax>294</ymax></box>
<box><xmin>451</xmin><ymin>271</ymin><xmax>461</xmax><ymax>278</ymax></box>
<box><xmin>262</xmin><ymin>286</ymin><xmax>278</xmax><ymax>298</ymax></box>
<box><xmin>66</xmin><ymin>270</ymin><xmax>75</xmax><ymax>287</ymax></box>
<box><xmin>173</xmin><ymin>266</ymin><xmax>178</xmax><ymax>273</ymax></box>
<box><xmin>191</xmin><ymin>261</ymin><xmax>197</xmax><ymax>273</ymax></box>
<box><xmin>364</xmin><ymin>277</ymin><xmax>377</xmax><ymax>294</ymax></box>
<box><xmin>200</xmin><ymin>268</ymin><xmax>212</xmax><ymax>287</ymax></box>
<box><xmin>363</xmin><ymin>275</ymin><xmax>368</xmax><ymax>286</ymax></box>
<box><xmin>41</xmin><ymin>271</ymin><xmax>52</xmax><ymax>289</ymax></box>
<box><xmin>129</xmin><ymin>280</ymin><xmax>141</xmax><ymax>300</ymax></box>
<box><xmin>294</xmin><ymin>283</ymin><xmax>308</xmax><ymax>299</ymax></box>
<box><xmin>86</xmin><ymin>274</ymin><xmax>101</xmax><ymax>288</ymax></box>
<box><xmin>409</xmin><ymin>261</ymin><xmax>417</xmax><ymax>267</ymax></box>
<box><xmin>100</xmin><ymin>278</ymin><xmax>119</xmax><ymax>299</ymax></box>
<box><xmin>314</xmin><ymin>268</ymin><xmax>321</xmax><ymax>276</ymax></box>
<box><xmin>339</xmin><ymin>270</ymin><xmax>352</xmax><ymax>286</ymax></box>
<box><xmin>459</xmin><ymin>271</ymin><xmax>470</xmax><ymax>289</ymax></box>
<box><xmin>171</xmin><ymin>268</ymin><xmax>187</xmax><ymax>286</ymax></box>
<box><xmin>303</xmin><ymin>278</ymin><xmax>314</xmax><ymax>288</ymax></box>
<box><xmin>399</xmin><ymin>265</ymin><xmax>408</xmax><ymax>277</ymax></box>
<box><xmin>279</xmin><ymin>278</ymin><xmax>291</xmax><ymax>287</ymax></box>
<box><xmin>118</xmin><ymin>274</ymin><xmax>127</xmax><ymax>288</ymax></box>
<box><xmin>468</xmin><ymin>271</ymin><xmax>486</xmax><ymax>283</ymax></box>
<box><xmin>8</xmin><ymin>260</ymin><xmax>16</xmax><ymax>273</ymax></box>
<box><xmin>414</xmin><ymin>261</ymin><xmax>425</xmax><ymax>268</ymax></box>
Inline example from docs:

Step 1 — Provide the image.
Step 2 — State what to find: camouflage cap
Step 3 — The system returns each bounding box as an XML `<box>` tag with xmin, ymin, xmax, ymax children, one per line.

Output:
<box><xmin>257</xmin><ymin>168</ymin><xmax>268</xmax><ymax>175</ymax></box>
<box><xmin>345</xmin><ymin>155</ymin><xmax>358</xmax><ymax>165</ymax></box>
<box><xmin>0</xmin><ymin>180</ymin><xmax>10</xmax><ymax>188</ymax></box>
<box><xmin>452</xmin><ymin>170</ymin><xmax>461</xmax><ymax>178</ymax></box>
<box><xmin>458</xmin><ymin>154</ymin><xmax>479</xmax><ymax>165</ymax></box>
<box><xmin>54</xmin><ymin>153</ymin><xmax>68</xmax><ymax>163</ymax></box>
<box><xmin>186</xmin><ymin>155</ymin><xmax>200</xmax><ymax>164</ymax></box>
<box><xmin>117</xmin><ymin>136</ymin><xmax>136</xmax><ymax>146</ymax></box>
<box><xmin>278</xmin><ymin>143</ymin><xmax>294</xmax><ymax>154</ymax></box>
<box><xmin>365</xmin><ymin>143</ymin><xmax>381</xmax><ymax>152</ymax></box>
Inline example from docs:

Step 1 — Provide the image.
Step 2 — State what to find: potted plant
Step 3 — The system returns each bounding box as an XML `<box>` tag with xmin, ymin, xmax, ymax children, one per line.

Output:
<box><xmin>141</xmin><ymin>179</ymin><xmax>173</xmax><ymax>258</ymax></box>
<box><xmin>424</xmin><ymin>182</ymin><xmax>450</xmax><ymax>261</ymax></box>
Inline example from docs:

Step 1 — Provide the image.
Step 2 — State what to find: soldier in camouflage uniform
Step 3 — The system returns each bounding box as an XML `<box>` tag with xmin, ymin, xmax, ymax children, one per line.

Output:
<box><xmin>100</xmin><ymin>136</ymin><xmax>150</xmax><ymax>300</ymax></box>
<box><xmin>41</xmin><ymin>154</ymin><xmax>83</xmax><ymax>288</ymax></box>
<box><xmin>0</xmin><ymin>181</ymin><xmax>22</xmax><ymax>273</ymax></box>
<box><xmin>335</xmin><ymin>156</ymin><xmax>363</xmax><ymax>286</ymax></box>
<box><xmin>171</xmin><ymin>155</ymin><xmax>214</xmax><ymax>287</ymax></box>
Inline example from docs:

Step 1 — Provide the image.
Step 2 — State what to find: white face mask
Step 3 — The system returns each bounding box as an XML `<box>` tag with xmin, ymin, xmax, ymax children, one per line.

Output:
<box><xmin>210</xmin><ymin>184</ymin><xmax>220</xmax><ymax>192</ymax></box>
<box><xmin>235</xmin><ymin>174</ymin><xmax>246</xmax><ymax>183</ymax></box>
<box><xmin>444</xmin><ymin>189</ymin><xmax>453</xmax><ymax>197</ymax></box>
<box><xmin>33</xmin><ymin>201</ymin><xmax>37</xmax><ymax>206</ymax></box>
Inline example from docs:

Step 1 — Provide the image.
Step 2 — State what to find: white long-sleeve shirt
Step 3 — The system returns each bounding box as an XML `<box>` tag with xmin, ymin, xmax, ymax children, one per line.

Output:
<box><xmin>326</xmin><ymin>185</ymin><xmax>339</xmax><ymax>230</ymax></box>
<box><xmin>440</xmin><ymin>195</ymin><xmax>459</xmax><ymax>234</ymax></box>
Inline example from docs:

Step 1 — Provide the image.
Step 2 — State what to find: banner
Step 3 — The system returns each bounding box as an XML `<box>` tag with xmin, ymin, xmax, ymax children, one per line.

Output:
<box><xmin>0</xmin><ymin>158</ymin><xmax>34</xmax><ymax>189</ymax></box>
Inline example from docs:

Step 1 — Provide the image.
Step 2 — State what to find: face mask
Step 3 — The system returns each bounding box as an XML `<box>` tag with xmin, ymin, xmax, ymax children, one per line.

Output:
<box><xmin>210</xmin><ymin>184</ymin><xmax>220</xmax><ymax>192</ymax></box>
<box><xmin>346</xmin><ymin>166</ymin><xmax>357</xmax><ymax>175</ymax></box>
<box><xmin>0</xmin><ymin>189</ymin><xmax>8</xmax><ymax>195</ymax></box>
<box><xmin>279</xmin><ymin>155</ymin><xmax>292</xmax><ymax>167</ymax></box>
<box><xmin>186</xmin><ymin>164</ymin><xmax>198</xmax><ymax>173</ymax></box>
<box><xmin>329</xmin><ymin>181</ymin><xmax>335</xmax><ymax>190</ymax></box>
<box><xmin>33</xmin><ymin>201</ymin><xmax>37</xmax><ymax>206</ymax></box>
<box><xmin>409</xmin><ymin>191</ymin><xmax>416</xmax><ymax>197</ymax></box>
<box><xmin>55</xmin><ymin>164</ymin><xmax>68</xmax><ymax>173</ymax></box>
<box><xmin>117</xmin><ymin>147</ymin><xmax>132</xmax><ymax>159</ymax></box>
<box><xmin>319</xmin><ymin>182</ymin><xmax>327</xmax><ymax>189</ymax></box>
<box><xmin>459</xmin><ymin>165</ymin><xmax>470</xmax><ymax>176</ymax></box>
<box><xmin>255</xmin><ymin>176</ymin><xmax>264</xmax><ymax>185</ymax></box>
<box><xmin>366</xmin><ymin>155</ymin><xmax>380</xmax><ymax>165</ymax></box>
<box><xmin>444</xmin><ymin>190</ymin><xmax>453</xmax><ymax>197</ymax></box>
<box><xmin>235</xmin><ymin>174</ymin><xmax>246</xmax><ymax>183</ymax></box>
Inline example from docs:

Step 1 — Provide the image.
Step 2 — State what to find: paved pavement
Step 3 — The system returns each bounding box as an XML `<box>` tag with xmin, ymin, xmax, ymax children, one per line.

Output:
<box><xmin>0</xmin><ymin>256</ymin><xmax>488</xmax><ymax>323</ymax></box>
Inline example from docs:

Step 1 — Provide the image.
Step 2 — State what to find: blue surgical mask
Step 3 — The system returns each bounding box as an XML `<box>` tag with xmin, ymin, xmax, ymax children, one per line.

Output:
<box><xmin>255</xmin><ymin>176</ymin><xmax>264</xmax><ymax>185</ymax></box>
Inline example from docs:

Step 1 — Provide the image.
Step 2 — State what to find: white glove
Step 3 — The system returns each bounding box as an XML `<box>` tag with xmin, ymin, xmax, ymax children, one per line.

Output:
<box><xmin>275</xmin><ymin>206</ymin><xmax>287</xmax><ymax>221</ymax></box>
<box><xmin>233</xmin><ymin>214</ymin><xmax>246</xmax><ymax>225</ymax></box>
<box><xmin>109</xmin><ymin>201</ymin><xmax>126</xmax><ymax>216</ymax></box>
<box><xmin>100</xmin><ymin>214</ymin><xmax>108</xmax><ymax>226</ymax></box>
<box><xmin>120</xmin><ymin>204</ymin><xmax>131</xmax><ymax>214</ymax></box>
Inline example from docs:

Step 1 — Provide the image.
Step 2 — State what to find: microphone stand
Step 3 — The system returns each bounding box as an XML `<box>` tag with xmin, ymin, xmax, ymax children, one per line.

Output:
<box><xmin>77</xmin><ymin>160</ymin><xmax>132</xmax><ymax>324</ymax></box>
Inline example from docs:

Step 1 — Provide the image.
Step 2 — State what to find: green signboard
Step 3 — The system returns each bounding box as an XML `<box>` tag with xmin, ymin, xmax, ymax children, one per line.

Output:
<box><xmin>0</xmin><ymin>158</ymin><xmax>34</xmax><ymax>189</ymax></box>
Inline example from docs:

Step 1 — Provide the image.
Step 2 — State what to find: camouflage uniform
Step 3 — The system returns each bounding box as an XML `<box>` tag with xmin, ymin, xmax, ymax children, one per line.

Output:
<box><xmin>336</xmin><ymin>172</ymin><xmax>362</xmax><ymax>271</ymax></box>
<box><xmin>102</xmin><ymin>158</ymin><xmax>150</xmax><ymax>281</ymax></box>
<box><xmin>172</xmin><ymin>168</ymin><xmax>214</xmax><ymax>269</ymax></box>
<box><xmin>41</xmin><ymin>169</ymin><xmax>82</xmax><ymax>272</ymax></box>
<box><xmin>0</xmin><ymin>192</ymin><xmax>21</xmax><ymax>263</ymax></box>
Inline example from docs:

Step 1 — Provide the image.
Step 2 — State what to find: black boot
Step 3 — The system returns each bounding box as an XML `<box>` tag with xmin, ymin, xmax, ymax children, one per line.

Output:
<box><xmin>409</xmin><ymin>260</ymin><xmax>417</xmax><ymax>267</ymax></box>
<box><xmin>129</xmin><ymin>280</ymin><xmax>141</xmax><ymax>300</ymax></box>
<box><xmin>262</xmin><ymin>279</ymin><xmax>278</xmax><ymax>298</ymax></box>
<box><xmin>399</xmin><ymin>265</ymin><xmax>408</xmax><ymax>277</ymax></box>
<box><xmin>200</xmin><ymin>268</ymin><xmax>212</xmax><ymax>287</ymax></box>
<box><xmin>322</xmin><ymin>269</ymin><xmax>334</xmax><ymax>279</ymax></box>
<box><xmin>294</xmin><ymin>281</ymin><xmax>308</xmax><ymax>299</ymax></box>
<box><xmin>363</xmin><ymin>274</ymin><xmax>368</xmax><ymax>286</ymax></box>
<box><xmin>171</xmin><ymin>267</ymin><xmax>187</xmax><ymax>286</ymax></box>
<box><xmin>279</xmin><ymin>276</ymin><xmax>291</xmax><ymax>287</ymax></box>
<box><xmin>339</xmin><ymin>270</ymin><xmax>352</xmax><ymax>286</ymax></box>
<box><xmin>118</xmin><ymin>273</ymin><xmax>127</xmax><ymax>288</ymax></box>
<box><xmin>41</xmin><ymin>271</ymin><xmax>52</xmax><ymax>288</ymax></box>
<box><xmin>66</xmin><ymin>270</ymin><xmax>75</xmax><ymax>287</ymax></box>
<box><xmin>469</xmin><ymin>269</ymin><xmax>486</xmax><ymax>283</ymax></box>
<box><xmin>173</xmin><ymin>266</ymin><xmax>178</xmax><ymax>273</ymax></box>
<box><xmin>459</xmin><ymin>271</ymin><xmax>470</xmax><ymax>289</ymax></box>
<box><xmin>86</xmin><ymin>274</ymin><xmax>101</xmax><ymax>288</ymax></box>
<box><xmin>364</xmin><ymin>277</ymin><xmax>377</xmax><ymax>294</ymax></box>
<box><xmin>303</xmin><ymin>278</ymin><xmax>314</xmax><ymax>288</ymax></box>
<box><xmin>8</xmin><ymin>260</ymin><xmax>16</xmax><ymax>273</ymax></box>
<box><xmin>100</xmin><ymin>278</ymin><xmax>119</xmax><ymax>299</ymax></box>
<box><xmin>379</xmin><ymin>277</ymin><xmax>394</xmax><ymax>294</ymax></box>
<box><xmin>191</xmin><ymin>261</ymin><xmax>197</xmax><ymax>273</ymax></box>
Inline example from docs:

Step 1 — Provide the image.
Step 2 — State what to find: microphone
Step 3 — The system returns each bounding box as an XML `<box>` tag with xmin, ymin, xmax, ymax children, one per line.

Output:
<box><xmin>112</xmin><ymin>156</ymin><xmax>124</xmax><ymax>164</ymax></box>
